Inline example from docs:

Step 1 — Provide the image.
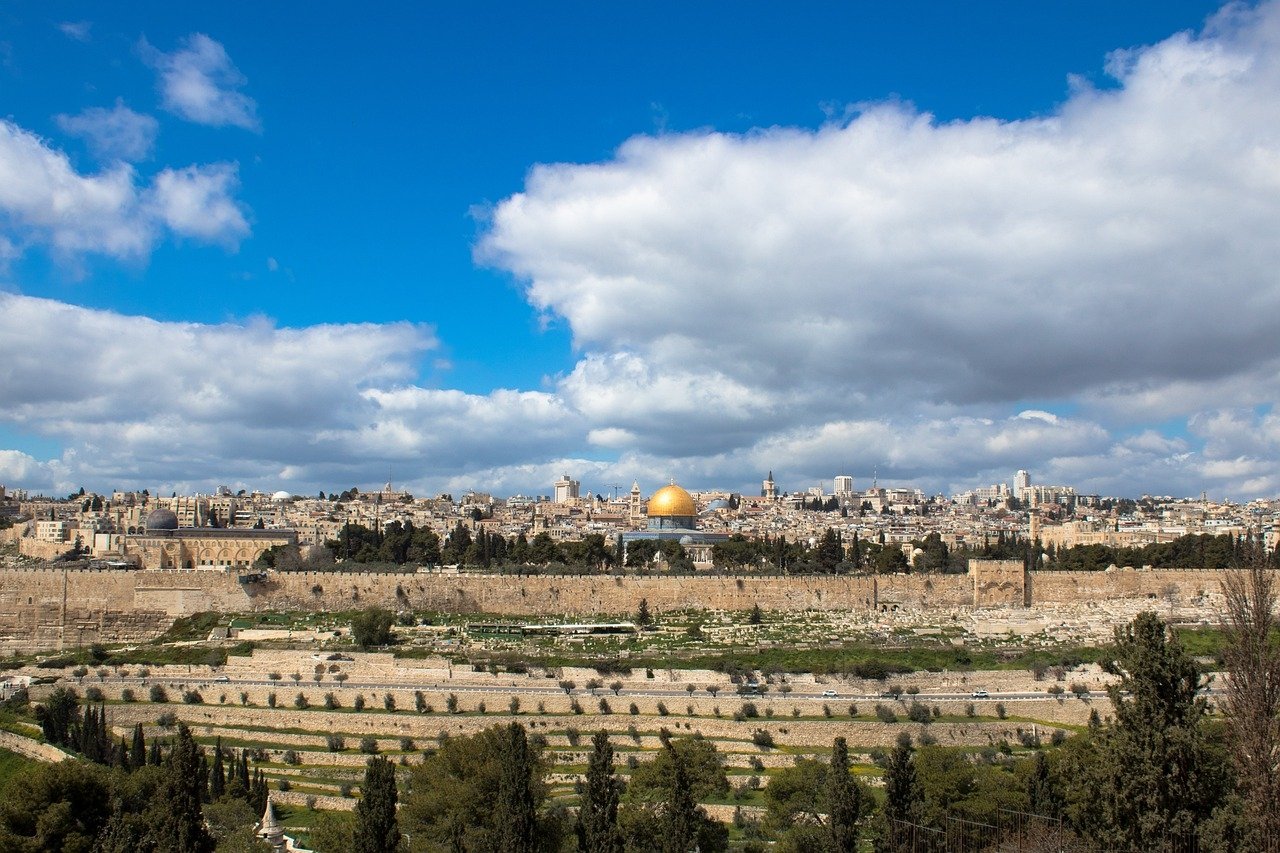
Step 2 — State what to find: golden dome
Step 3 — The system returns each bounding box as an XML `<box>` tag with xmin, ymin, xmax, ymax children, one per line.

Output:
<box><xmin>647</xmin><ymin>484</ymin><xmax>696</xmax><ymax>518</ymax></box>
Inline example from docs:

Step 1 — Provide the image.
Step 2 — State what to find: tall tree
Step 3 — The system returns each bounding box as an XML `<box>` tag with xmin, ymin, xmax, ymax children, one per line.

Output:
<box><xmin>1221</xmin><ymin>552</ymin><xmax>1280</xmax><ymax>844</ymax></box>
<box><xmin>130</xmin><ymin>723</ymin><xmax>147</xmax><ymax>771</ymax></box>
<box><xmin>1062</xmin><ymin>611</ymin><xmax>1226</xmax><ymax>850</ymax></box>
<box><xmin>576</xmin><ymin>732</ymin><xmax>623</xmax><ymax>853</ymax></box>
<box><xmin>210</xmin><ymin>738</ymin><xmax>226</xmax><ymax>800</ymax></box>
<box><xmin>494</xmin><ymin>723</ymin><xmax>539</xmax><ymax>853</ymax></box>
<box><xmin>147</xmin><ymin>723</ymin><xmax>215</xmax><ymax>853</ymax></box>
<box><xmin>827</xmin><ymin>737</ymin><xmax>863</xmax><ymax>852</ymax></box>
<box><xmin>877</xmin><ymin>733</ymin><xmax>923</xmax><ymax>853</ymax></box>
<box><xmin>661</xmin><ymin>743</ymin><xmax>699</xmax><ymax>853</ymax></box>
<box><xmin>354</xmin><ymin>756</ymin><xmax>401</xmax><ymax>853</ymax></box>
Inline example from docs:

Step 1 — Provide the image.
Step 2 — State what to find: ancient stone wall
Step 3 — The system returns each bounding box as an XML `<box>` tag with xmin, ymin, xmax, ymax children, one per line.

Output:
<box><xmin>0</xmin><ymin>563</ymin><xmax>1259</xmax><ymax>652</ymax></box>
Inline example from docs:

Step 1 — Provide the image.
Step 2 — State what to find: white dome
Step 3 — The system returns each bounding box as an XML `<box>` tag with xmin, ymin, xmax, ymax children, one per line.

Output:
<box><xmin>271</xmin><ymin>490</ymin><xmax>292</xmax><ymax>502</ymax></box>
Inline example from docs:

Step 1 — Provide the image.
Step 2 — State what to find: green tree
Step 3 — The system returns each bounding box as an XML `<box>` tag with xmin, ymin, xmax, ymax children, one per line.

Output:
<box><xmin>148</xmin><ymin>723</ymin><xmax>215</xmax><ymax>853</ymax></box>
<box><xmin>876</xmin><ymin>734</ymin><xmax>923</xmax><ymax>852</ymax></box>
<box><xmin>1061</xmin><ymin>611</ymin><xmax>1227</xmax><ymax>850</ymax></box>
<box><xmin>351</xmin><ymin>607</ymin><xmax>395</xmax><ymax>648</ymax></box>
<box><xmin>576</xmin><ymin>732</ymin><xmax>623</xmax><ymax>853</ymax></box>
<box><xmin>827</xmin><ymin>737</ymin><xmax>864</xmax><ymax>852</ymax></box>
<box><xmin>401</xmin><ymin>723</ymin><xmax>561</xmax><ymax>852</ymax></box>
<box><xmin>354</xmin><ymin>756</ymin><xmax>401</xmax><ymax>853</ymax></box>
<box><xmin>494</xmin><ymin>723</ymin><xmax>539</xmax><ymax>853</ymax></box>
<box><xmin>0</xmin><ymin>759</ymin><xmax>114</xmax><ymax>852</ymax></box>
<box><xmin>621</xmin><ymin>738</ymin><xmax>729</xmax><ymax>853</ymax></box>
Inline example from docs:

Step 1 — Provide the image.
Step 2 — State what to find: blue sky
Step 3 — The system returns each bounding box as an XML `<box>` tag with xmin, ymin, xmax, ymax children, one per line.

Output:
<box><xmin>2</xmin><ymin>1</ymin><xmax>1279</xmax><ymax>500</ymax></box>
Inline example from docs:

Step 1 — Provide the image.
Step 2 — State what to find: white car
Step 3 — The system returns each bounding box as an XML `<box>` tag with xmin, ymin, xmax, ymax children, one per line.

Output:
<box><xmin>971</xmin><ymin>689</ymin><xmax>989</xmax><ymax>698</ymax></box>
<box><xmin>821</xmin><ymin>689</ymin><xmax>838</xmax><ymax>698</ymax></box>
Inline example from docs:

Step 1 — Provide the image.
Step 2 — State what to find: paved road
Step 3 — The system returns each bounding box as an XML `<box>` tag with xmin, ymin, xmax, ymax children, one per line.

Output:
<box><xmin>71</xmin><ymin>674</ymin><xmax>1208</xmax><ymax>703</ymax></box>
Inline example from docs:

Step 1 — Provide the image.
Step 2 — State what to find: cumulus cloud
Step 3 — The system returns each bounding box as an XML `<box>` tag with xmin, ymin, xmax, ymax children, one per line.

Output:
<box><xmin>142</xmin><ymin>33</ymin><xmax>260</xmax><ymax>131</ymax></box>
<box><xmin>55</xmin><ymin>100</ymin><xmax>158</xmax><ymax>162</ymax></box>
<box><xmin>466</xmin><ymin>1</ymin><xmax>1280</xmax><ymax>498</ymax></box>
<box><xmin>0</xmin><ymin>119</ymin><xmax>248</xmax><ymax>260</ymax></box>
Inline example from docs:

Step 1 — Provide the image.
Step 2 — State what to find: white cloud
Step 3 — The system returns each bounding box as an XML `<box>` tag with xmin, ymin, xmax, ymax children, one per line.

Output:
<box><xmin>55</xmin><ymin>100</ymin><xmax>159</xmax><ymax>162</ymax></box>
<box><xmin>57</xmin><ymin>21</ymin><xmax>91</xmax><ymax>43</ymax></box>
<box><xmin>0</xmin><ymin>119</ymin><xmax>248</xmax><ymax>260</ymax></box>
<box><xmin>147</xmin><ymin>163</ymin><xmax>249</xmax><ymax>245</ymax></box>
<box><xmin>142</xmin><ymin>34</ymin><xmax>260</xmax><ymax>131</ymax></box>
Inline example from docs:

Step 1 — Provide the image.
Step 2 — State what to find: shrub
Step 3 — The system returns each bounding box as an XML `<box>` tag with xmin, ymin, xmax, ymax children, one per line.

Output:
<box><xmin>149</xmin><ymin>685</ymin><xmax>168</xmax><ymax>703</ymax></box>
<box><xmin>509</xmin><ymin>696</ymin><xmax>521</xmax><ymax>715</ymax></box>
<box><xmin>848</xmin><ymin>703</ymin><xmax>859</xmax><ymax>718</ymax></box>
<box><xmin>477</xmin><ymin>701</ymin><xmax>487</xmax><ymax>714</ymax></box>
<box><xmin>416</xmin><ymin>691</ymin><xmax>428</xmax><ymax>713</ymax></box>
<box><xmin>399</xmin><ymin>737</ymin><xmax>415</xmax><ymax>752</ymax></box>
<box><xmin>283</xmin><ymin>749</ymin><xmax>301</xmax><ymax>765</ymax></box>
<box><xmin>919</xmin><ymin>730</ymin><xmax>938</xmax><ymax>746</ymax></box>
<box><xmin>610</xmin><ymin>680</ymin><xmax>624</xmax><ymax>695</ymax></box>
<box><xmin>354</xmin><ymin>694</ymin><xmax>366</xmax><ymax>711</ymax></box>
<box><xmin>740</xmin><ymin>702</ymin><xmax>759</xmax><ymax>719</ymax></box>
<box><xmin>85</xmin><ymin>687</ymin><xmax>104</xmax><ymax>702</ymax></box>
<box><xmin>565</xmin><ymin>727</ymin><xmax>581</xmax><ymax>747</ymax></box>
<box><xmin>626</xmin><ymin>755</ymin><xmax>639</xmax><ymax>769</ymax></box>
<box><xmin>294</xmin><ymin>692</ymin><xmax>309</xmax><ymax>709</ymax></box>
<box><xmin>326</xmin><ymin>735</ymin><xmax>345</xmax><ymax>752</ymax></box>
<box><xmin>446</xmin><ymin>694</ymin><xmax>458</xmax><ymax>713</ymax></box>
<box><xmin>907</xmin><ymin>701</ymin><xmax>931</xmax><ymax>724</ymax></box>
<box><xmin>965</xmin><ymin>703</ymin><xmax>976</xmax><ymax>718</ymax></box>
<box><xmin>268</xmin><ymin>671</ymin><xmax>282</xmax><ymax>681</ymax></box>
<box><xmin>1050</xmin><ymin>729</ymin><xmax>1067</xmax><ymax>747</ymax></box>
<box><xmin>72</xmin><ymin>666</ymin><xmax>88</xmax><ymax>679</ymax></box>
<box><xmin>749</xmin><ymin>756</ymin><xmax>764</xmax><ymax>771</ymax></box>
<box><xmin>906</xmin><ymin>686</ymin><xmax>920</xmax><ymax>695</ymax></box>
<box><xmin>751</xmin><ymin>729</ymin><xmax>775</xmax><ymax>749</ymax></box>
<box><xmin>822</xmin><ymin>704</ymin><xmax>833</xmax><ymax>718</ymax></box>
<box><xmin>656</xmin><ymin>702</ymin><xmax>669</xmax><ymax>716</ymax></box>
<box><xmin>384</xmin><ymin>693</ymin><xmax>396</xmax><ymax>712</ymax></box>
<box><xmin>268</xmin><ymin>692</ymin><xmax>278</xmax><ymax>708</ymax></box>
<box><xmin>598</xmin><ymin>698</ymin><xmax>612</xmax><ymax>714</ymax></box>
<box><xmin>240</xmin><ymin>692</ymin><xmax>249</xmax><ymax>706</ymax></box>
<box><xmin>182</xmin><ymin>690</ymin><xmax>202</xmax><ymax>705</ymax></box>
<box><xmin>1070</xmin><ymin>682</ymin><xmax>1089</xmax><ymax>698</ymax></box>
<box><xmin>325</xmin><ymin>692</ymin><xmax>340</xmax><ymax>710</ymax></box>
<box><xmin>120</xmin><ymin>688</ymin><xmax>135</xmax><ymax>703</ymax></box>
<box><xmin>278</xmin><ymin>779</ymin><xmax>291</xmax><ymax>792</ymax></box>
<box><xmin>569</xmin><ymin>700</ymin><xmax>583</xmax><ymax>715</ymax></box>
<box><xmin>360</xmin><ymin>736</ymin><xmax>379</xmax><ymax>754</ymax></box>
<box><xmin>340</xmin><ymin>783</ymin><xmax>353</xmax><ymax>798</ymax></box>
<box><xmin>629</xmin><ymin>703</ymin><xmax>639</xmax><ymax>715</ymax></box>
<box><xmin>156</xmin><ymin>711</ymin><xmax>177</xmax><ymax>728</ymax></box>
<box><xmin>1048</xmin><ymin>684</ymin><xmax>1065</xmax><ymax>696</ymax></box>
<box><xmin>875</xmin><ymin>704</ymin><xmax>898</xmax><ymax>723</ymax></box>
<box><xmin>627</xmin><ymin>725</ymin><xmax>640</xmax><ymax>742</ymax></box>
<box><xmin>996</xmin><ymin>703</ymin><xmax>1007</xmax><ymax>719</ymax></box>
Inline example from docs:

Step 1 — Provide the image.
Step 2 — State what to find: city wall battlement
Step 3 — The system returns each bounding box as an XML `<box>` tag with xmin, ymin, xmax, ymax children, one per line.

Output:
<box><xmin>0</xmin><ymin>560</ymin><xmax>1244</xmax><ymax>652</ymax></box>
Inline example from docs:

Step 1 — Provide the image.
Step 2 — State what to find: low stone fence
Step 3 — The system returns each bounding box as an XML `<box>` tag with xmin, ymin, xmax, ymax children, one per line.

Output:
<box><xmin>0</xmin><ymin>729</ymin><xmax>71</xmax><ymax>763</ymax></box>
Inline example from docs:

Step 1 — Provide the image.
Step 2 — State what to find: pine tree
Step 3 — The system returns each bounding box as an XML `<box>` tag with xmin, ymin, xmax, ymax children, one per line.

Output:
<box><xmin>827</xmin><ymin>737</ymin><xmax>863</xmax><ymax>852</ymax></box>
<box><xmin>1063</xmin><ymin>612</ymin><xmax>1226</xmax><ymax>850</ymax></box>
<box><xmin>354</xmin><ymin>756</ymin><xmax>401</xmax><ymax>853</ymax></box>
<box><xmin>493</xmin><ymin>723</ymin><xmax>539</xmax><ymax>853</ymax></box>
<box><xmin>576</xmin><ymin>731</ymin><xmax>623</xmax><ymax>853</ymax></box>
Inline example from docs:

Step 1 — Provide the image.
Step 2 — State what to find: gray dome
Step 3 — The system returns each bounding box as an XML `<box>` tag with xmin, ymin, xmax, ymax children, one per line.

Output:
<box><xmin>144</xmin><ymin>508</ymin><xmax>179</xmax><ymax>531</ymax></box>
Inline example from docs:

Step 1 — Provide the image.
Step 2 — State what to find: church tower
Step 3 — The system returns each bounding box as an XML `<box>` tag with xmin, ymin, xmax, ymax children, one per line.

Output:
<box><xmin>762</xmin><ymin>471</ymin><xmax>777</xmax><ymax>500</ymax></box>
<box><xmin>629</xmin><ymin>481</ymin><xmax>643</xmax><ymax>527</ymax></box>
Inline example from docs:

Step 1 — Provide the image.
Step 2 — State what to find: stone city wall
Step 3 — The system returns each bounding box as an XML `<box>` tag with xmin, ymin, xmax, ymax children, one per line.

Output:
<box><xmin>0</xmin><ymin>562</ymin><xmax>1259</xmax><ymax>652</ymax></box>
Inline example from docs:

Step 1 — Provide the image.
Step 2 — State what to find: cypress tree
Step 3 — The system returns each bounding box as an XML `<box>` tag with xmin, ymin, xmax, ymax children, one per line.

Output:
<box><xmin>661</xmin><ymin>742</ymin><xmax>699</xmax><ymax>853</ymax></box>
<box><xmin>353</xmin><ymin>756</ymin><xmax>402</xmax><ymax>853</ymax></box>
<box><xmin>210</xmin><ymin>738</ymin><xmax>226</xmax><ymax>800</ymax></box>
<box><xmin>493</xmin><ymin>723</ymin><xmax>539</xmax><ymax>853</ymax></box>
<box><xmin>149</xmin><ymin>723</ymin><xmax>215</xmax><ymax>853</ymax></box>
<box><xmin>131</xmin><ymin>723</ymin><xmax>146</xmax><ymax>770</ymax></box>
<box><xmin>827</xmin><ymin>737</ymin><xmax>863</xmax><ymax>852</ymax></box>
<box><xmin>576</xmin><ymin>731</ymin><xmax>623</xmax><ymax>853</ymax></box>
<box><xmin>881</xmin><ymin>733</ymin><xmax>923</xmax><ymax>848</ymax></box>
<box><xmin>198</xmin><ymin>751</ymin><xmax>210</xmax><ymax>803</ymax></box>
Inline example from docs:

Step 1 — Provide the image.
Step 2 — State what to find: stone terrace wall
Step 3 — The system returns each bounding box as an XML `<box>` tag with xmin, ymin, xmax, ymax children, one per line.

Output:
<box><xmin>1027</xmin><ymin>568</ymin><xmax>1230</xmax><ymax>610</ymax></box>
